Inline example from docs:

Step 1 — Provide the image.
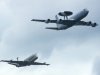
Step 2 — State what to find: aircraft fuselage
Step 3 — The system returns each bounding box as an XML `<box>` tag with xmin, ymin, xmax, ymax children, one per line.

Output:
<box><xmin>57</xmin><ymin>9</ymin><xmax>89</xmax><ymax>30</ymax></box>
<box><xmin>31</xmin><ymin>9</ymin><xmax>97</xmax><ymax>30</ymax></box>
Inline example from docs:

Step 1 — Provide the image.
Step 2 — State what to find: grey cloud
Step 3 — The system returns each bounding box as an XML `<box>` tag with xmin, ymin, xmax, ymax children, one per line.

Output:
<box><xmin>93</xmin><ymin>57</ymin><xmax>100</xmax><ymax>75</ymax></box>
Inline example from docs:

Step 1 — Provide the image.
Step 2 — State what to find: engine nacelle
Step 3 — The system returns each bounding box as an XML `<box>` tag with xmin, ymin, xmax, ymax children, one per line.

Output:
<box><xmin>58</xmin><ymin>11</ymin><xmax>73</xmax><ymax>16</ymax></box>
<box><xmin>56</xmin><ymin>19</ymin><xmax>62</xmax><ymax>23</ymax></box>
<box><xmin>87</xmin><ymin>21</ymin><xmax>92</xmax><ymax>25</ymax></box>
<box><xmin>92</xmin><ymin>23</ymin><xmax>97</xmax><ymax>27</ymax></box>
<box><xmin>59</xmin><ymin>19</ymin><xmax>62</xmax><ymax>21</ymax></box>
<box><xmin>45</xmin><ymin>19</ymin><xmax>50</xmax><ymax>23</ymax></box>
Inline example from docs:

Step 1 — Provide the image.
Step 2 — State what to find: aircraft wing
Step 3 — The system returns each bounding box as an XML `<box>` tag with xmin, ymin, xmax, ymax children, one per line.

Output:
<box><xmin>75</xmin><ymin>21</ymin><xmax>90</xmax><ymax>25</ymax></box>
<box><xmin>1</xmin><ymin>60</ymin><xmax>24</xmax><ymax>67</ymax></box>
<box><xmin>0</xmin><ymin>60</ymin><xmax>20</xmax><ymax>63</ymax></box>
<box><xmin>31</xmin><ymin>19</ymin><xmax>77</xmax><ymax>24</ymax></box>
<box><xmin>32</xmin><ymin>62</ymin><xmax>50</xmax><ymax>66</ymax></box>
<box><xmin>75</xmin><ymin>21</ymin><xmax>97</xmax><ymax>27</ymax></box>
<box><xmin>31</xmin><ymin>19</ymin><xmax>57</xmax><ymax>23</ymax></box>
<box><xmin>1</xmin><ymin>60</ymin><xmax>13</xmax><ymax>62</ymax></box>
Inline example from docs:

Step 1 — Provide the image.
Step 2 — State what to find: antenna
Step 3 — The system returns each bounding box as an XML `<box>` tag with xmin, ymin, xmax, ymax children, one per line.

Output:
<box><xmin>17</xmin><ymin>57</ymin><xmax>19</xmax><ymax>61</ymax></box>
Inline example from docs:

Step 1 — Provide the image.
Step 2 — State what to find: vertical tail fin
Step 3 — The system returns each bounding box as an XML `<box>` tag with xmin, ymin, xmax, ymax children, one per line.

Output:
<box><xmin>55</xmin><ymin>15</ymin><xmax>59</xmax><ymax>28</ymax></box>
<box><xmin>55</xmin><ymin>15</ymin><xmax>59</xmax><ymax>23</ymax></box>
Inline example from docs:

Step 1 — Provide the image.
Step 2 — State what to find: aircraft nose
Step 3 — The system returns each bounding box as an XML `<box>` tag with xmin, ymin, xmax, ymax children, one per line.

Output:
<box><xmin>83</xmin><ymin>9</ymin><xmax>89</xmax><ymax>16</ymax></box>
<box><xmin>84</xmin><ymin>9</ymin><xmax>89</xmax><ymax>13</ymax></box>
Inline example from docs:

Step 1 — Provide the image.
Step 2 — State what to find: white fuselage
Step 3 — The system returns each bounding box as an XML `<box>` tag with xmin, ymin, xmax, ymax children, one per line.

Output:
<box><xmin>57</xmin><ymin>9</ymin><xmax>89</xmax><ymax>30</ymax></box>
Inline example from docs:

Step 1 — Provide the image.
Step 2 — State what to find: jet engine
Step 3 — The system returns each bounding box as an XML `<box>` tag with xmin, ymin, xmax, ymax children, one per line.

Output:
<box><xmin>59</xmin><ymin>19</ymin><xmax>62</xmax><ymax>22</ymax></box>
<box><xmin>92</xmin><ymin>23</ymin><xmax>97</xmax><ymax>27</ymax></box>
<box><xmin>58</xmin><ymin>11</ymin><xmax>73</xmax><ymax>16</ymax></box>
<box><xmin>45</xmin><ymin>19</ymin><xmax>50</xmax><ymax>23</ymax></box>
<box><xmin>87</xmin><ymin>21</ymin><xmax>92</xmax><ymax>25</ymax></box>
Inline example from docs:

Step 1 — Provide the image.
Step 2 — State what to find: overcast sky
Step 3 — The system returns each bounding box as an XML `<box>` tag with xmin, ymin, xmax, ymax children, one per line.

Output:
<box><xmin>0</xmin><ymin>0</ymin><xmax>100</xmax><ymax>75</ymax></box>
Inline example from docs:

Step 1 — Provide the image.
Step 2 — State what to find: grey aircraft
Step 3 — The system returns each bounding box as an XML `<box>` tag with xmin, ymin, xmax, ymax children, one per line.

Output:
<box><xmin>31</xmin><ymin>9</ymin><xmax>98</xmax><ymax>30</ymax></box>
<box><xmin>0</xmin><ymin>54</ymin><xmax>49</xmax><ymax>67</ymax></box>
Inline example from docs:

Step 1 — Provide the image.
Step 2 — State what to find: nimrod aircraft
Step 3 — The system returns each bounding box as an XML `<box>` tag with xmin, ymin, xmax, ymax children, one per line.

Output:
<box><xmin>0</xmin><ymin>54</ymin><xmax>49</xmax><ymax>67</ymax></box>
<box><xmin>31</xmin><ymin>9</ymin><xmax>98</xmax><ymax>30</ymax></box>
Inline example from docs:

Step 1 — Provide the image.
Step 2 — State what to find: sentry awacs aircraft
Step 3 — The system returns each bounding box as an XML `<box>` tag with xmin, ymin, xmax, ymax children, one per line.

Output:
<box><xmin>0</xmin><ymin>54</ymin><xmax>49</xmax><ymax>67</ymax></box>
<box><xmin>31</xmin><ymin>9</ymin><xmax>98</xmax><ymax>30</ymax></box>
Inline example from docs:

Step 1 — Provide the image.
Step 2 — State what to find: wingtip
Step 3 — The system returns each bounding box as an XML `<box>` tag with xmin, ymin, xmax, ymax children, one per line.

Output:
<box><xmin>0</xmin><ymin>60</ymin><xmax>4</xmax><ymax>62</ymax></box>
<box><xmin>31</xmin><ymin>19</ymin><xmax>33</xmax><ymax>21</ymax></box>
<box><xmin>48</xmin><ymin>64</ymin><xmax>50</xmax><ymax>66</ymax></box>
<box><xmin>46</xmin><ymin>64</ymin><xmax>50</xmax><ymax>66</ymax></box>
<box><xmin>92</xmin><ymin>23</ymin><xmax>98</xmax><ymax>27</ymax></box>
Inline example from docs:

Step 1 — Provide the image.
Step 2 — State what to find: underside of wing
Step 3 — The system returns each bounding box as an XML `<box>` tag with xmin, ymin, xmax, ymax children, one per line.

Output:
<box><xmin>31</xmin><ymin>19</ymin><xmax>57</xmax><ymax>23</ymax></box>
<box><xmin>45</xmin><ymin>27</ymin><xmax>58</xmax><ymax>30</ymax></box>
<box><xmin>75</xmin><ymin>21</ymin><xmax>89</xmax><ymax>25</ymax></box>
<box><xmin>9</xmin><ymin>62</ymin><xmax>18</xmax><ymax>65</ymax></box>
<box><xmin>31</xmin><ymin>19</ymin><xmax>45</xmax><ymax>22</ymax></box>
<box><xmin>32</xmin><ymin>62</ymin><xmax>50</xmax><ymax>65</ymax></box>
<box><xmin>1</xmin><ymin>60</ymin><xmax>14</xmax><ymax>62</ymax></box>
